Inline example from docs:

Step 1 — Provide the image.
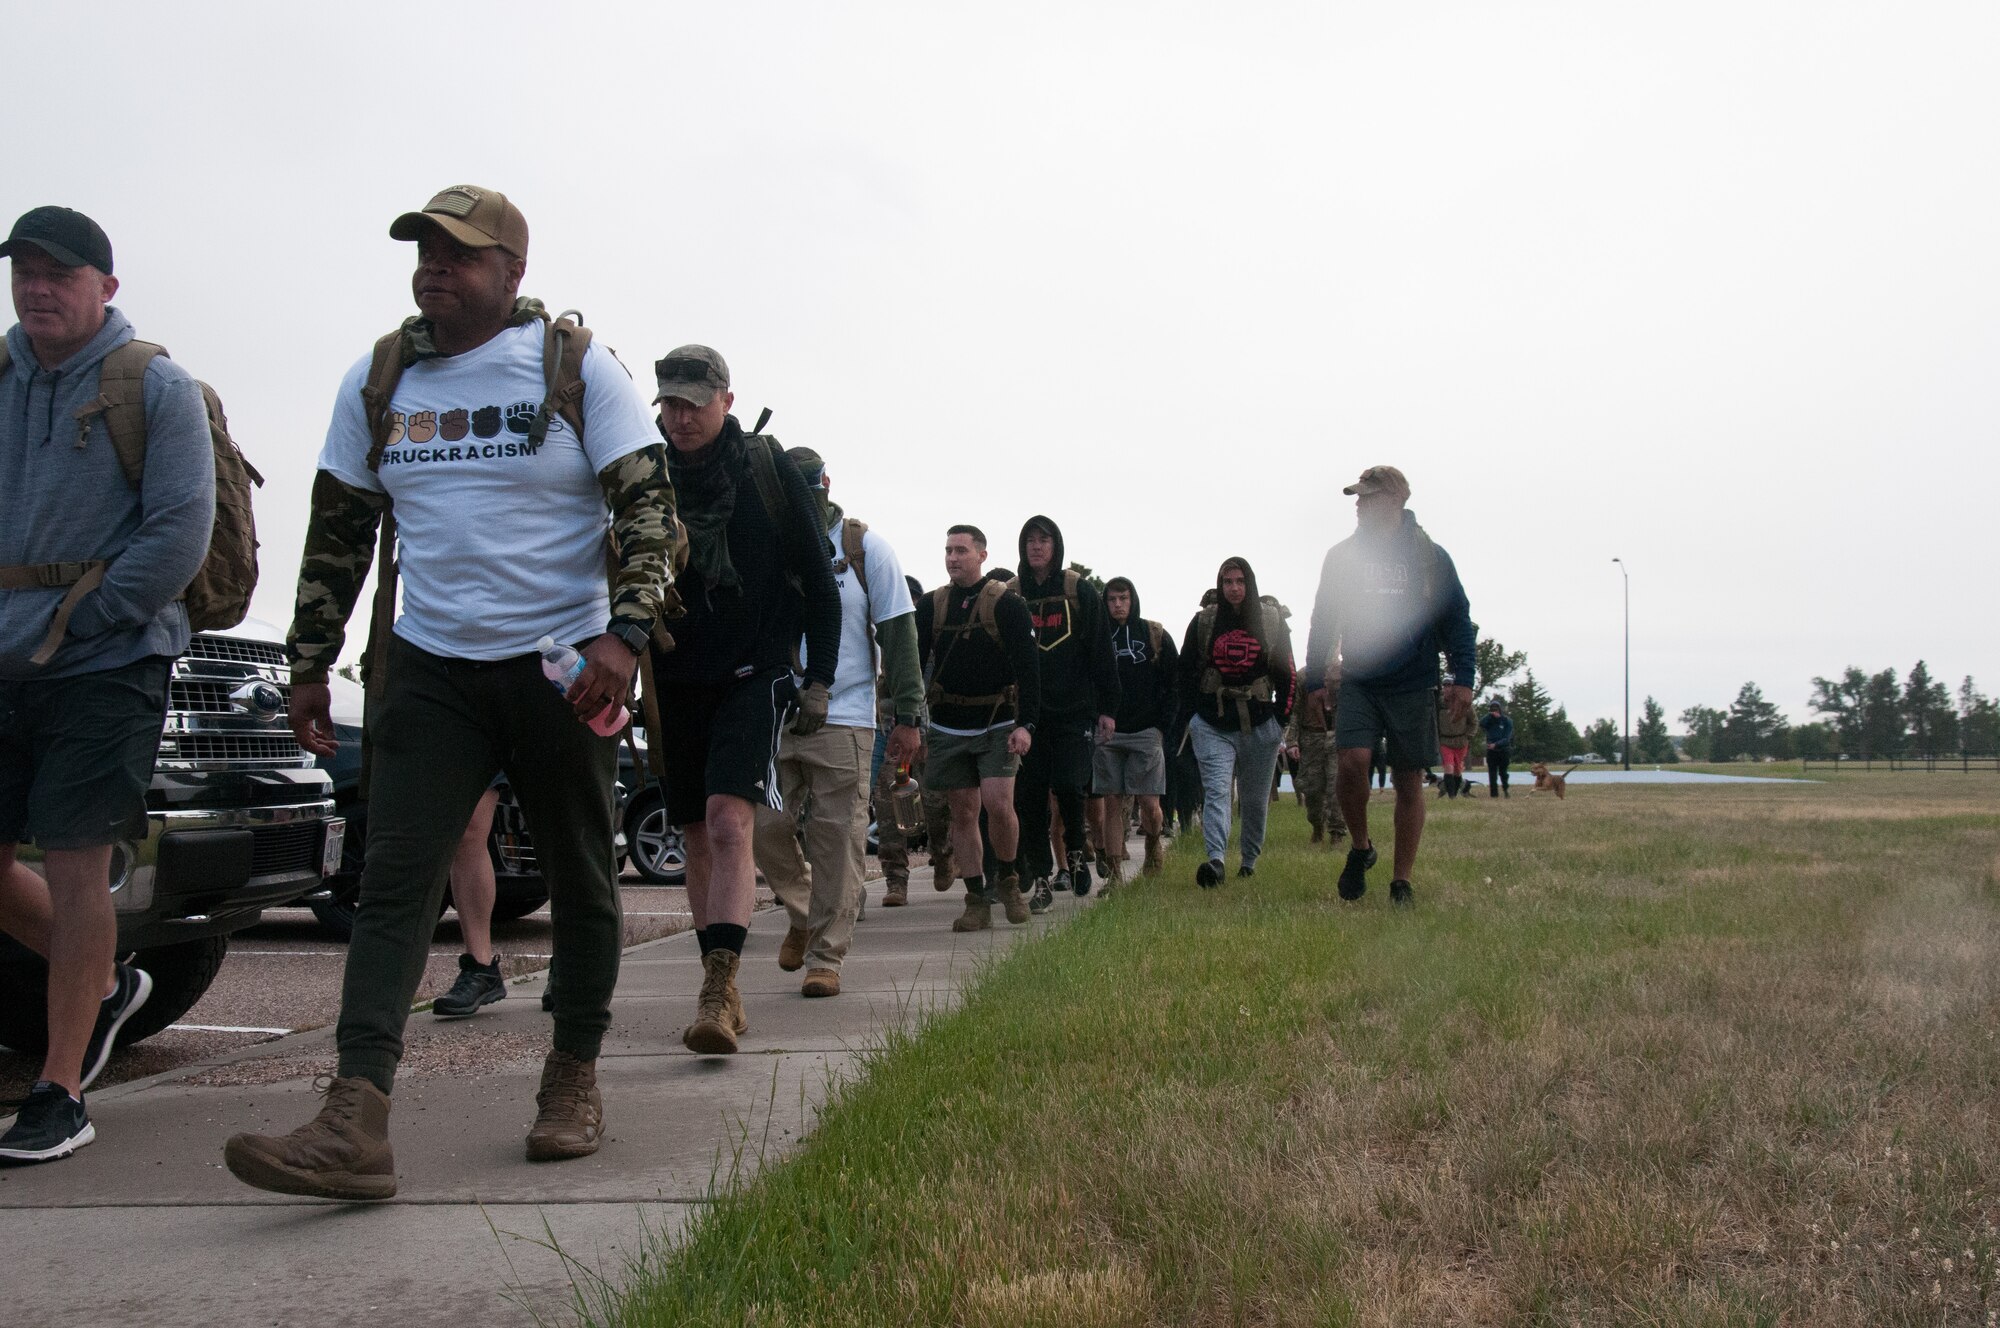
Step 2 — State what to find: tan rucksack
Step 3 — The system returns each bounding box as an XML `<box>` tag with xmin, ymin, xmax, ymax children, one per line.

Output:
<box><xmin>0</xmin><ymin>339</ymin><xmax>261</xmax><ymax>666</ymax></box>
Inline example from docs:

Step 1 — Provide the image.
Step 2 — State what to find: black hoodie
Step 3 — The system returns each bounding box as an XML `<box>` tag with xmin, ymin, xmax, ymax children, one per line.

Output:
<box><xmin>914</xmin><ymin>570</ymin><xmax>1041</xmax><ymax>733</ymax></box>
<box><xmin>1103</xmin><ymin>576</ymin><xmax>1178</xmax><ymax>735</ymax></box>
<box><xmin>1178</xmin><ymin>556</ymin><xmax>1296</xmax><ymax>729</ymax></box>
<box><xmin>1013</xmin><ymin>515</ymin><xmax>1120</xmax><ymax>725</ymax></box>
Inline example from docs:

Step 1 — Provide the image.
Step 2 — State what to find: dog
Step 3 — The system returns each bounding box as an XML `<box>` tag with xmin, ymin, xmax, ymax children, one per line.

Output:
<box><xmin>1529</xmin><ymin>762</ymin><xmax>1581</xmax><ymax>799</ymax></box>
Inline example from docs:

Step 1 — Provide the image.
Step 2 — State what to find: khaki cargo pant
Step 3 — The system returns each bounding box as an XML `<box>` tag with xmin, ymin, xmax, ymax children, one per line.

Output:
<box><xmin>874</xmin><ymin>752</ymin><xmax>953</xmax><ymax>889</ymax></box>
<box><xmin>1296</xmin><ymin>729</ymin><xmax>1345</xmax><ymax>836</ymax></box>
<box><xmin>752</xmin><ymin>724</ymin><xmax>871</xmax><ymax>970</ymax></box>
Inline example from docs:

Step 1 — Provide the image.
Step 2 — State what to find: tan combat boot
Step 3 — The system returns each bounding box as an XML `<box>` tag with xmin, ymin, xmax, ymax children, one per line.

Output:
<box><xmin>951</xmin><ymin>893</ymin><xmax>992</xmax><ymax>932</ymax></box>
<box><xmin>223</xmin><ymin>1075</ymin><xmax>396</xmax><ymax>1201</ymax></box>
<box><xmin>1310</xmin><ymin>824</ymin><xmax>1324</xmax><ymax>844</ymax></box>
<box><xmin>1101</xmin><ymin>855</ymin><xmax>1125</xmax><ymax>892</ymax></box>
<box><xmin>526</xmin><ymin>1050</ymin><xmax>602</xmax><ymax>1161</ymax></box>
<box><xmin>684</xmin><ymin>949</ymin><xmax>742</xmax><ymax>1054</ymax></box>
<box><xmin>882</xmin><ymin>880</ymin><xmax>908</xmax><ymax>907</ymax></box>
<box><xmin>801</xmin><ymin>967</ymin><xmax>841</xmax><ymax>997</ymax></box>
<box><xmin>993</xmin><ymin>868</ymin><xmax>1030</xmax><ymax>925</ymax></box>
<box><xmin>777</xmin><ymin>925</ymin><xmax>808</xmax><ymax>972</ymax></box>
<box><xmin>1143</xmin><ymin>833</ymin><xmax>1166</xmax><ymax>877</ymax></box>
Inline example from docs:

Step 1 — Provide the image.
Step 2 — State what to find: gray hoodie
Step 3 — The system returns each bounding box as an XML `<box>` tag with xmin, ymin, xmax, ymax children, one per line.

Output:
<box><xmin>2</xmin><ymin>307</ymin><xmax>215</xmax><ymax>679</ymax></box>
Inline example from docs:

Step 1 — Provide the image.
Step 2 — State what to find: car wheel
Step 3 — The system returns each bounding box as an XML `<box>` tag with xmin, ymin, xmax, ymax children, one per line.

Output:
<box><xmin>623</xmin><ymin>788</ymin><xmax>687</xmax><ymax>884</ymax></box>
<box><xmin>490</xmin><ymin>891</ymin><xmax>551</xmax><ymax>923</ymax></box>
<box><xmin>0</xmin><ymin>933</ymin><xmax>230</xmax><ymax>1055</ymax></box>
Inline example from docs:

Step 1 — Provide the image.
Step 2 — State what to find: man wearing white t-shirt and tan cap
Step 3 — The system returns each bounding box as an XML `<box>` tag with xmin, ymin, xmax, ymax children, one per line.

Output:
<box><xmin>222</xmin><ymin>185</ymin><xmax>676</xmax><ymax>1199</ymax></box>
<box><xmin>752</xmin><ymin>447</ymin><xmax>923</xmax><ymax>997</ymax></box>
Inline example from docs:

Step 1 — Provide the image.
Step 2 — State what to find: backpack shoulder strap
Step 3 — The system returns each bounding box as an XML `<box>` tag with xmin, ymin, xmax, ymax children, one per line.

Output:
<box><xmin>842</xmin><ymin>518</ymin><xmax>869</xmax><ymax>593</ymax></box>
<box><xmin>1147</xmin><ymin>619</ymin><xmax>1164</xmax><ymax>658</ymax></box>
<box><xmin>532</xmin><ymin>308</ymin><xmax>591</xmax><ymax>445</ymax></box>
<box><xmin>743</xmin><ymin>434</ymin><xmax>789</xmax><ymax>531</ymax></box>
<box><xmin>977</xmin><ymin>579</ymin><xmax>1008</xmax><ymax>644</ymax></box>
<box><xmin>930</xmin><ymin>585</ymin><xmax>949</xmax><ymax>638</ymax></box>
<box><xmin>1194</xmin><ymin>605</ymin><xmax>1218</xmax><ymax>663</ymax></box>
<box><xmin>361</xmin><ymin>327</ymin><xmax>409</xmax><ymax>472</ymax></box>
<box><xmin>79</xmin><ymin>340</ymin><xmax>167</xmax><ymax>489</ymax></box>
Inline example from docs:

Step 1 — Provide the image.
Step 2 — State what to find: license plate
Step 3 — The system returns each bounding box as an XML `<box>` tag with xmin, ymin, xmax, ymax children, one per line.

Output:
<box><xmin>321</xmin><ymin>818</ymin><xmax>347</xmax><ymax>876</ymax></box>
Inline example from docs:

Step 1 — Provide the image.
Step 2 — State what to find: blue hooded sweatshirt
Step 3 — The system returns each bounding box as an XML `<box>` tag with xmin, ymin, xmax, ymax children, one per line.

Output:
<box><xmin>2</xmin><ymin>308</ymin><xmax>214</xmax><ymax>679</ymax></box>
<box><xmin>1302</xmin><ymin>508</ymin><xmax>1476</xmax><ymax>697</ymax></box>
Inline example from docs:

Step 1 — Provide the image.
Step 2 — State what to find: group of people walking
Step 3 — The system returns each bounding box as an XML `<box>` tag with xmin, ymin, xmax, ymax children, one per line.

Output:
<box><xmin>0</xmin><ymin>188</ymin><xmax>1481</xmax><ymax>1198</ymax></box>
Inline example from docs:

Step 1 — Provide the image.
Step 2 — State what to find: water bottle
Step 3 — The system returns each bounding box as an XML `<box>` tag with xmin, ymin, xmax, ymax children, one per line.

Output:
<box><xmin>890</xmin><ymin>765</ymin><xmax>925</xmax><ymax>836</ymax></box>
<box><xmin>538</xmin><ymin>637</ymin><xmax>628</xmax><ymax>737</ymax></box>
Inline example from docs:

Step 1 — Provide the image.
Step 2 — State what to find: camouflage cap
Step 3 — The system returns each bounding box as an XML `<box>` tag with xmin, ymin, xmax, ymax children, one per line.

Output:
<box><xmin>1342</xmin><ymin>465</ymin><xmax>1411</xmax><ymax>501</ymax></box>
<box><xmin>653</xmin><ymin>344</ymin><xmax>731</xmax><ymax>406</ymax></box>
<box><xmin>785</xmin><ymin>446</ymin><xmax>826</xmax><ymax>484</ymax></box>
<box><xmin>389</xmin><ymin>185</ymin><xmax>529</xmax><ymax>258</ymax></box>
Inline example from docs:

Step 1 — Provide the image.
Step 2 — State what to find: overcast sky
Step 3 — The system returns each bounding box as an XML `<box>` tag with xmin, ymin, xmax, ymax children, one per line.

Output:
<box><xmin>11</xmin><ymin>1</ymin><xmax>1996</xmax><ymax>728</ymax></box>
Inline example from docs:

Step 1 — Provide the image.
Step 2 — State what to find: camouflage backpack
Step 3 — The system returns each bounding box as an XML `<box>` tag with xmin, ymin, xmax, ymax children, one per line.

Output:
<box><xmin>0</xmin><ymin>339</ymin><xmax>261</xmax><ymax>666</ymax></box>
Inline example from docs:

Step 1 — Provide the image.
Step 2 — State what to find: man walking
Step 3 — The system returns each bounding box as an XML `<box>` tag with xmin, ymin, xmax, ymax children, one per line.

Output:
<box><xmin>752</xmin><ymin>446</ymin><xmax>922</xmax><ymax>998</ymax></box>
<box><xmin>1090</xmin><ymin>576</ymin><xmax>1176</xmax><ymax>882</ymax></box>
<box><xmin>1302</xmin><ymin>466</ymin><xmax>1476</xmax><ymax>908</ymax></box>
<box><xmin>1009</xmin><ymin>517</ymin><xmax>1117</xmax><ymax>911</ymax></box>
<box><xmin>0</xmin><ymin>207</ymin><xmax>214</xmax><ymax>1163</ymax></box>
<box><xmin>1481</xmin><ymin>699</ymin><xmax>1513</xmax><ymax>797</ymax></box>
<box><xmin>225</xmin><ymin>186</ymin><xmax>673</xmax><ymax>1197</ymax></box>
<box><xmin>916</xmin><ymin>527</ymin><xmax>1040</xmax><ymax>932</ymax></box>
<box><xmin>874</xmin><ymin>575</ymin><xmax>954</xmax><ymax>905</ymax></box>
<box><xmin>1177</xmin><ymin>558</ymin><xmax>1294</xmax><ymax>885</ymax></box>
<box><xmin>650</xmin><ymin>351</ymin><xmax>840</xmax><ymax>1051</ymax></box>
<box><xmin>1284</xmin><ymin>688</ymin><xmax>1346</xmax><ymax>846</ymax></box>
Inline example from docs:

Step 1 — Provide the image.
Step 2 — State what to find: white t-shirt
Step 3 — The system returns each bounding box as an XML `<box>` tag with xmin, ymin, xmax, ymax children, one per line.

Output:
<box><xmin>318</xmin><ymin>322</ymin><xmax>657</xmax><ymax>660</ymax></box>
<box><xmin>799</xmin><ymin>518</ymin><xmax>914</xmax><ymax>730</ymax></box>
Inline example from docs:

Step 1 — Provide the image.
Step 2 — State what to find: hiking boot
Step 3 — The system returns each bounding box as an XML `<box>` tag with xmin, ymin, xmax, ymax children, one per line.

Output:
<box><xmin>0</xmin><ymin>1081</ymin><xmax>93</xmax><ymax>1165</ymax></box>
<box><xmin>1310</xmin><ymin>824</ymin><xmax>1324</xmax><ymax>844</ymax></box>
<box><xmin>1338</xmin><ymin>845</ymin><xmax>1377</xmax><ymax>901</ymax></box>
<box><xmin>1390</xmin><ymin>879</ymin><xmax>1414</xmax><ymax>909</ymax></box>
<box><xmin>1330</xmin><ymin>826</ymin><xmax>1348</xmax><ymax>844</ymax></box>
<box><xmin>951</xmin><ymin>895</ymin><xmax>992</xmax><ymax>932</ymax></box>
<box><xmin>525</xmin><ymin>1051</ymin><xmax>602</xmax><ymax>1161</ymax></box>
<box><xmin>1068</xmin><ymin>851</ymin><xmax>1092</xmax><ymax>897</ymax></box>
<box><xmin>801</xmin><ymin>967</ymin><xmax>841</xmax><ymax>997</ymax></box>
<box><xmin>683</xmin><ymin>949</ymin><xmax>742</xmax><ymax>1055</ymax></box>
<box><xmin>223</xmin><ymin>1076</ymin><xmax>395</xmax><ymax>1200</ymax></box>
<box><xmin>1028</xmin><ymin>878</ymin><xmax>1054</xmax><ymax>914</ymax></box>
<box><xmin>1102</xmin><ymin>857</ymin><xmax>1125</xmax><ymax>890</ymax></box>
<box><xmin>1237</xmin><ymin>862</ymin><xmax>1256</xmax><ymax>879</ymax></box>
<box><xmin>882</xmin><ymin>882</ymin><xmax>908</xmax><ymax>907</ymax></box>
<box><xmin>1142</xmin><ymin>833</ymin><xmax>1165</xmax><ymax>876</ymax></box>
<box><xmin>1195</xmin><ymin>858</ymin><xmax>1223</xmax><ymax>888</ymax></box>
<box><xmin>80</xmin><ymin>961</ymin><xmax>152</xmax><ymax>1090</ymax></box>
<box><xmin>777</xmin><ymin>925</ymin><xmax>809</xmax><ymax>972</ymax></box>
<box><xmin>995</xmin><ymin>874</ymin><xmax>1030</xmax><ymax>924</ymax></box>
<box><xmin>931</xmin><ymin>850</ymin><xmax>956</xmax><ymax>889</ymax></box>
<box><xmin>433</xmin><ymin>953</ymin><xmax>506</xmax><ymax>1019</ymax></box>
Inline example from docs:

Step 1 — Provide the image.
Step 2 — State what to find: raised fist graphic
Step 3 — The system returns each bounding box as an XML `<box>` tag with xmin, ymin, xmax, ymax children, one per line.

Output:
<box><xmin>406</xmin><ymin>410</ymin><xmax>438</xmax><ymax>444</ymax></box>
<box><xmin>471</xmin><ymin>405</ymin><xmax>502</xmax><ymax>439</ymax></box>
<box><xmin>504</xmin><ymin>402</ymin><xmax>537</xmax><ymax>436</ymax></box>
<box><xmin>440</xmin><ymin>408</ymin><xmax>469</xmax><ymax>442</ymax></box>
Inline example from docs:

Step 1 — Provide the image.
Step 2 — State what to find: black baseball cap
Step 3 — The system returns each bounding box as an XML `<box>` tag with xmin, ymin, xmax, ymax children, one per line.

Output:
<box><xmin>0</xmin><ymin>206</ymin><xmax>114</xmax><ymax>273</ymax></box>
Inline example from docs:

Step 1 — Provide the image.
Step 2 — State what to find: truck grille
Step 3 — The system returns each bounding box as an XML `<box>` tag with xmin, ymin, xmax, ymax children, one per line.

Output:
<box><xmin>251</xmin><ymin>820</ymin><xmax>323</xmax><ymax>876</ymax></box>
<box><xmin>185</xmin><ymin>636</ymin><xmax>289</xmax><ymax>667</ymax></box>
<box><xmin>174</xmin><ymin>734</ymin><xmax>306</xmax><ymax>766</ymax></box>
<box><xmin>171</xmin><ymin>679</ymin><xmax>293</xmax><ymax>715</ymax></box>
<box><xmin>493</xmin><ymin>797</ymin><xmax>538</xmax><ymax>874</ymax></box>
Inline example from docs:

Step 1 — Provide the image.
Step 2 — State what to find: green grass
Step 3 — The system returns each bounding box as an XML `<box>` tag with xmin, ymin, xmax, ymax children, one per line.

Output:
<box><xmin>593</xmin><ymin>776</ymin><xmax>2000</xmax><ymax>1326</ymax></box>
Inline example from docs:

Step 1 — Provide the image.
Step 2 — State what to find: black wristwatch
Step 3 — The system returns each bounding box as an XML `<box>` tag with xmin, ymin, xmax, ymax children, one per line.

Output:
<box><xmin>894</xmin><ymin>713</ymin><xmax>921</xmax><ymax>730</ymax></box>
<box><xmin>607</xmin><ymin>620</ymin><xmax>650</xmax><ymax>656</ymax></box>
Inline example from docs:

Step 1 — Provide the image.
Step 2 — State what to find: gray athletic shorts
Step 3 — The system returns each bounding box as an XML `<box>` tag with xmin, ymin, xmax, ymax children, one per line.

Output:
<box><xmin>1333</xmin><ymin>681</ymin><xmax>1439</xmax><ymax>771</ymax></box>
<box><xmin>926</xmin><ymin>726</ymin><xmax>1019</xmax><ymax>790</ymax></box>
<box><xmin>1092</xmin><ymin>727</ymin><xmax>1166</xmax><ymax>796</ymax></box>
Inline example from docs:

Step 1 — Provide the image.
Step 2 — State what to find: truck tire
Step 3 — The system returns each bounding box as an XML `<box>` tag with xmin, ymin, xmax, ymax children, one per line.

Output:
<box><xmin>0</xmin><ymin>934</ymin><xmax>229</xmax><ymax>1056</ymax></box>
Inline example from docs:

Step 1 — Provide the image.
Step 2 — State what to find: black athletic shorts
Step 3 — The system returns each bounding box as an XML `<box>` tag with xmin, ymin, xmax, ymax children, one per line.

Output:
<box><xmin>0</xmin><ymin>655</ymin><xmax>172</xmax><ymax>850</ymax></box>
<box><xmin>1334</xmin><ymin>680</ymin><xmax>1439</xmax><ymax>772</ymax></box>
<box><xmin>658</xmin><ymin>667</ymin><xmax>797</xmax><ymax>825</ymax></box>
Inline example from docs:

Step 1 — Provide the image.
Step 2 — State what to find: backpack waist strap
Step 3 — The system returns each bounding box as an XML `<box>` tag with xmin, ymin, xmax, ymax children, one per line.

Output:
<box><xmin>0</xmin><ymin>560</ymin><xmax>110</xmax><ymax>667</ymax></box>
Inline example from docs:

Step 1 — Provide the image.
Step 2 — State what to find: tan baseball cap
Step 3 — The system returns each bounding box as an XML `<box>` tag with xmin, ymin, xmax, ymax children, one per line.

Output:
<box><xmin>1343</xmin><ymin>465</ymin><xmax>1411</xmax><ymax>501</ymax></box>
<box><xmin>389</xmin><ymin>185</ymin><xmax>529</xmax><ymax>258</ymax></box>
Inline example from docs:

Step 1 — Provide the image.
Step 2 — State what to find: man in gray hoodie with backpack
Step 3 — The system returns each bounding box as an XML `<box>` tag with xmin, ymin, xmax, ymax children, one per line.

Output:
<box><xmin>0</xmin><ymin>206</ymin><xmax>215</xmax><ymax>1164</ymax></box>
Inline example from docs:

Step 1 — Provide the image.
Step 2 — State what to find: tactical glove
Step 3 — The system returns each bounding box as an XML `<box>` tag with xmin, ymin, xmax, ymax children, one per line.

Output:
<box><xmin>792</xmin><ymin>681</ymin><xmax>830</xmax><ymax>736</ymax></box>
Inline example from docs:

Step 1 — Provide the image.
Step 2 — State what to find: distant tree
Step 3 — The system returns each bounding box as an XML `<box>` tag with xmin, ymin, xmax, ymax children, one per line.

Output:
<box><xmin>1961</xmin><ymin>677</ymin><xmax>2000</xmax><ymax>754</ymax></box>
<box><xmin>1860</xmin><ymin>668</ymin><xmax>1906</xmax><ymax>757</ymax></box>
<box><xmin>1545</xmin><ymin>706</ymin><xmax>1585</xmax><ymax>762</ymax></box>
<box><xmin>1506</xmin><ymin>671</ymin><xmax>1555</xmax><ymax>760</ymax></box>
<box><xmin>1680</xmin><ymin>704</ymin><xmax>1726</xmax><ymax>762</ymax></box>
<box><xmin>1723</xmin><ymin>681</ymin><xmax>1788</xmax><ymax>760</ymax></box>
<box><xmin>1903</xmin><ymin>660</ymin><xmax>1957</xmax><ymax>755</ymax></box>
<box><xmin>336</xmin><ymin>663</ymin><xmax>361</xmax><ymax>686</ymax></box>
<box><xmin>1810</xmin><ymin>667</ymin><xmax>1867</xmax><ymax>751</ymax></box>
<box><xmin>1066</xmin><ymin>561</ymin><xmax>1106</xmax><ymax>597</ymax></box>
<box><xmin>1790</xmin><ymin>721</ymin><xmax>1837</xmax><ymax>759</ymax></box>
<box><xmin>1474</xmin><ymin>638</ymin><xmax>1527</xmax><ymax>696</ymax></box>
<box><xmin>1634</xmin><ymin>696</ymin><xmax>1677</xmax><ymax>762</ymax></box>
<box><xmin>1583</xmin><ymin>718</ymin><xmax>1620</xmax><ymax>763</ymax></box>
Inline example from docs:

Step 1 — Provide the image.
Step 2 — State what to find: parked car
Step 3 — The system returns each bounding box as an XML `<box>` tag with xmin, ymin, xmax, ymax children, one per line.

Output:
<box><xmin>302</xmin><ymin>678</ymin><xmax>684</xmax><ymax>940</ymax></box>
<box><xmin>0</xmin><ymin>620</ymin><xmax>343</xmax><ymax>1056</ymax></box>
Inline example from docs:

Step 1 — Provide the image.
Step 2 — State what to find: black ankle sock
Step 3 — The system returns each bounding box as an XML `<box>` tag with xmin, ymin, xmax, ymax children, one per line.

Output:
<box><xmin>962</xmin><ymin>874</ymin><xmax>984</xmax><ymax>892</ymax></box>
<box><xmin>695</xmin><ymin>927</ymin><xmax>712</xmax><ymax>955</ymax></box>
<box><xmin>707</xmin><ymin>923</ymin><xmax>748</xmax><ymax>955</ymax></box>
<box><xmin>997</xmin><ymin>858</ymin><xmax>1017</xmax><ymax>874</ymax></box>
<box><xmin>466</xmin><ymin>952</ymin><xmax>498</xmax><ymax>972</ymax></box>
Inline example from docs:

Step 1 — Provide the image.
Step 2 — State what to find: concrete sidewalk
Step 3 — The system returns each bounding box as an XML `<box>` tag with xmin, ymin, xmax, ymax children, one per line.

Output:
<box><xmin>1</xmin><ymin>862</ymin><xmax>1104</xmax><ymax>1325</ymax></box>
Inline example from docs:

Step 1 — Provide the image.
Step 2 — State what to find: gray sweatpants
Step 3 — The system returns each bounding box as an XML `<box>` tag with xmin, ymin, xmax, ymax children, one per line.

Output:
<box><xmin>1188</xmin><ymin>714</ymin><xmax>1283</xmax><ymax>867</ymax></box>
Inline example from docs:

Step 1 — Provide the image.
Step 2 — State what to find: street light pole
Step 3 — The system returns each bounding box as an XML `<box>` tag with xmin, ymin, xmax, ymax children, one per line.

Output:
<box><xmin>1612</xmin><ymin>557</ymin><xmax>1630</xmax><ymax>770</ymax></box>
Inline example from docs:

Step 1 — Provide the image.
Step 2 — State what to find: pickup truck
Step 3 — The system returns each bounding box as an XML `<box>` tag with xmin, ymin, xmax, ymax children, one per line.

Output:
<box><xmin>0</xmin><ymin>619</ymin><xmax>342</xmax><ymax>1056</ymax></box>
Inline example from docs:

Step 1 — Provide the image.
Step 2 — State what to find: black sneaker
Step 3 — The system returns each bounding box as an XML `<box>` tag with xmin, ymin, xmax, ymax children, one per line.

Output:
<box><xmin>1028</xmin><ymin>879</ymin><xmax>1055</xmax><ymax>914</ymax></box>
<box><xmin>1195</xmin><ymin>858</ymin><xmax>1223</xmax><ymax>888</ymax></box>
<box><xmin>1390</xmin><ymin>879</ymin><xmax>1414</xmax><ymax>908</ymax></box>
<box><xmin>0</xmin><ymin>1081</ymin><xmax>93</xmax><ymax>1165</ymax></box>
<box><xmin>1337</xmin><ymin>845</ymin><xmax>1377</xmax><ymax>901</ymax></box>
<box><xmin>80</xmin><ymin>961</ymin><xmax>152</xmax><ymax>1091</ymax></box>
<box><xmin>433</xmin><ymin>953</ymin><xmax>506</xmax><ymax>1018</ymax></box>
<box><xmin>1237</xmin><ymin>862</ymin><xmax>1256</xmax><ymax>879</ymax></box>
<box><xmin>1068</xmin><ymin>851</ymin><xmax>1092</xmax><ymax>897</ymax></box>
